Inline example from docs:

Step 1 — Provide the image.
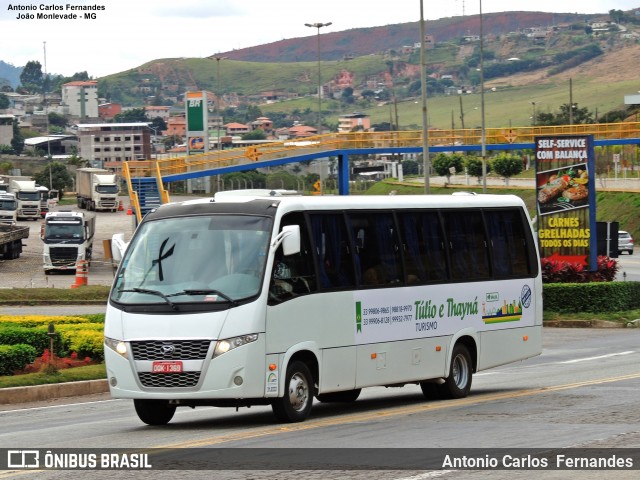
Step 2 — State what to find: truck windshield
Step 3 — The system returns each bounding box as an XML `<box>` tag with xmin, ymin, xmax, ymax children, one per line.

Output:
<box><xmin>0</xmin><ymin>199</ymin><xmax>17</xmax><ymax>210</ymax></box>
<box><xmin>96</xmin><ymin>185</ymin><xmax>118</xmax><ymax>194</ymax></box>
<box><xmin>111</xmin><ymin>214</ymin><xmax>273</xmax><ymax>307</ymax></box>
<box><xmin>44</xmin><ymin>222</ymin><xmax>84</xmax><ymax>243</ymax></box>
<box><xmin>16</xmin><ymin>191</ymin><xmax>40</xmax><ymax>201</ymax></box>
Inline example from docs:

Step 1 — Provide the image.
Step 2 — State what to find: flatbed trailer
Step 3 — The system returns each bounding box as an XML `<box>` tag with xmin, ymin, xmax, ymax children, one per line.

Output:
<box><xmin>0</xmin><ymin>224</ymin><xmax>29</xmax><ymax>260</ymax></box>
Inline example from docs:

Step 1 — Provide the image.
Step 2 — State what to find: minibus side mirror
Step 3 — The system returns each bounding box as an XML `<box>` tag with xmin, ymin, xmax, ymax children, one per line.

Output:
<box><xmin>272</xmin><ymin>225</ymin><xmax>301</xmax><ymax>255</ymax></box>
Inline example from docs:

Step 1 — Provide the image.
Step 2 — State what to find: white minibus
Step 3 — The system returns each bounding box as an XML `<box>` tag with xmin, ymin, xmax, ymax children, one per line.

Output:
<box><xmin>104</xmin><ymin>192</ymin><xmax>542</xmax><ymax>425</ymax></box>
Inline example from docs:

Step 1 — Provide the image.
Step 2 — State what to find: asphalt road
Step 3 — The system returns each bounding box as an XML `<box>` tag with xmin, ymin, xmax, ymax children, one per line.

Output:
<box><xmin>1</xmin><ymin>328</ymin><xmax>639</xmax><ymax>479</ymax></box>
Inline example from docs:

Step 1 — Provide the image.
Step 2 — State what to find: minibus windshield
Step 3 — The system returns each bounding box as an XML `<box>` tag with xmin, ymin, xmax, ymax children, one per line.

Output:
<box><xmin>111</xmin><ymin>214</ymin><xmax>272</xmax><ymax>306</ymax></box>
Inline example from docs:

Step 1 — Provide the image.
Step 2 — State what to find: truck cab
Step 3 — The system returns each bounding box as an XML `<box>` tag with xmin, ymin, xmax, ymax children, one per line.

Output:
<box><xmin>0</xmin><ymin>193</ymin><xmax>18</xmax><ymax>225</ymax></box>
<box><xmin>9</xmin><ymin>179</ymin><xmax>40</xmax><ymax>220</ymax></box>
<box><xmin>41</xmin><ymin>210</ymin><xmax>96</xmax><ymax>273</ymax></box>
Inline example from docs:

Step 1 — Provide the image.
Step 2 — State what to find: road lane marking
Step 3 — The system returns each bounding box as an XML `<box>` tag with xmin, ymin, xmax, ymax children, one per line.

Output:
<box><xmin>157</xmin><ymin>371</ymin><xmax>640</xmax><ymax>449</ymax></box>
<box><xmin>560</xmin><ymin>351</ymin><xmax>634</xmax><ymax>363</ymax></box>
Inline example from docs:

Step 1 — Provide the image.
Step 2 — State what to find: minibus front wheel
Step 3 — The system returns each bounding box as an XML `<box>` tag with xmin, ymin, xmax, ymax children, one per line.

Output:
<box><xmin>272</xmin><ymin>361</ymin><xmax>314</xmax><ymax>422</ymax></box>
<box><xmin>134</xmin><ymin>399</ymin><xmax>177</xmax><ymax>426</ymax></box>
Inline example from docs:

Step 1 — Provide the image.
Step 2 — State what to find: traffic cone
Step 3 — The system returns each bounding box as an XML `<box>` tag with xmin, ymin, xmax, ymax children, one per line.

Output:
<box><xmin>70</xmin><ymin>260</ymin><xmax>89</xmax><ymax>288</ymax></box>
<box><xmin>118</xmin><ymin>200</ymin><xmax>124</xmax><ymax>211</ymax></box>
<box><xmin>126</xmin><ymin>205</ymin><xmax>132</xmax><ymax>215</ymax></box>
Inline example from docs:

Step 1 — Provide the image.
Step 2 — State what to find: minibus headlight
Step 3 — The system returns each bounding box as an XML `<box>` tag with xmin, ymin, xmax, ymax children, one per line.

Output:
<box><xmin>213</xmin><ymin>334</ymin><xmax>259</xmax><ymax>358</ymax></box>
<box><xmin>104</xmin><ymin>337</ymin><xmax>128</xmax><ymax>359</ymax></box>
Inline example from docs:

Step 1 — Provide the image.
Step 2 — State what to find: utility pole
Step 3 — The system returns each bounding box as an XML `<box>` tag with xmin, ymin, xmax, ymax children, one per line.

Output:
<box><xmin>419</xmin><ymin>1</ymin><xmax>430</xmax><ymax>194</ymax></box>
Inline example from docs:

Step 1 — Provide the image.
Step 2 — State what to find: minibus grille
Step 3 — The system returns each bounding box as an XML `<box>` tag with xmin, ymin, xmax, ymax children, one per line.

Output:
<box><xmin>138</xmin><ymin>372</ymin><xmax>201</xmax><ymax>388</ymax></box>
<box><xmin>130</xmin><ymin>340</ymin><xmax>212</xmax><ymax>360</ymax></box>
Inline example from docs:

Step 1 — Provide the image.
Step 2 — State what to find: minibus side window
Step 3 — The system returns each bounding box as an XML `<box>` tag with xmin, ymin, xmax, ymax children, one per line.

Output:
<box><xmin>484</xmin><ymin>209</ymin><xmax>532</xmax><ymax>278</ymax></box>
<box><xmin>398</xmin><ymin>211</ymin><xmax>448</xmax><ymax>284</ymax></box>
<box><xmin>442</xmin><ymin>210</ymin><xmax>490</xmax><ymax>281</ymax></box>
<box><xmin>309</xmin><ymin>213</ymin><xmax>356</xmax><ymax>289</ymax></box>
<box><xmin>348</xmin><ymin>211</ymin><xmax>402</xmax><ymax>287</ymax></box>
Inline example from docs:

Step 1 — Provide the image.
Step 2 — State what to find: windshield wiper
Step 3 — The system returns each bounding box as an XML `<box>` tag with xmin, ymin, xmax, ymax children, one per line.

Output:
<box><xmin>119</xmin><ymin>287</ymin><xmax>179</xmax><ymax>310</ymax></box>
<box><xmin>166</xmin><ymin>289</ymin><xmax>238</xmax><ymax>306</ymax></box>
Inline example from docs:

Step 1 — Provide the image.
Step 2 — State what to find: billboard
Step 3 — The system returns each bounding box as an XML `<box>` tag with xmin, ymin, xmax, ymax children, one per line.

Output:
<box><xmin>535</xmin><ymin>135</ymin><xmax>597</xmax><ymax>270</ymax></box>
<box><xmin>185</xmin><ymin>91</ymin><xmax>208</xmax><ymax>155</ymax></box>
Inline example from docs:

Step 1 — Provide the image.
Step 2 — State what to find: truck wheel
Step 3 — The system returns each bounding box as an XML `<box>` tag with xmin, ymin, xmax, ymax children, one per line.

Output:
<box><xmin>272</xmin><ymin>361</ymin><xmax>314</xmax><ymax>422</ymax></box>
<box><xmin>133</xmin><ymin>399</ymin><xmax>176</xmax><ymax>426</ymax></box>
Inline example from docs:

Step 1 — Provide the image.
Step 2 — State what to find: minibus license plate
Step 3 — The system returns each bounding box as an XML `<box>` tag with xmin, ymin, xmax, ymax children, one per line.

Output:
<box><xmin>152</xmin><ymin>361</ymin><xmax>183</xmax><ymax>373</ymax></box>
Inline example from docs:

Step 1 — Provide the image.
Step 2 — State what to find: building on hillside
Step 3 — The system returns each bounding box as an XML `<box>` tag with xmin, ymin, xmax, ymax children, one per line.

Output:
<box><xmin>23</xmin><ymin>135</ymin><xmax>77</xmax><ymax>156</ymax></box>
<box><xmin>287</xmin><ymin>125</ymin><xmax>318</xmax><ymax>138</ymax></box>
<box><xmin>145</xmin><ymin>105</ymin><xmax>171</xmax><ymax>122</ymax></box>
<box><xmin>61</xmin><ymin>81</ymin><xmax>99</xmax><ymax>118</ymax></box>
<box><xmin>76</xmin><ymin>122</ymin><xmax>151</xmax><ymax>172</ymax></box>
<box><xmin>250</xmin><ymin>117</ymin><xmax>273</xmax><ymax>133</ymax></box>
<box><xmin>224</xmin><ymin>122</ymin><xmax>250</xmax><ymax>136</ymax></box>
<box><xmin>338</xmin><ymin>113</ymin><xmax>371</xmax><ymax>133</ymax></box>
<box><xmin>164</xmin><ymin>115</ymin><xmax>186</xmax><ymax>137</ymax></box>
<box><xmin>98</xmin><ymin>103</ymin><xmax>122</xmax><ymax>120</ymax></box>
<box><xmin>0</xmin><ymin>115</ymin><xmax>14</xmax><ymax>146</ymax></box>
<box><xmin>2</xmin><ymin>92</ymin><xmax>41</xmax><ymax>117</ymax></box>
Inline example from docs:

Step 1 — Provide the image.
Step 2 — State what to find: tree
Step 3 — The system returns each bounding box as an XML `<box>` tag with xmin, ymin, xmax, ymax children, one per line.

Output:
<box><xmin>19</xmin><ymin>61</ymin><xmax>44</xmax><ymax>93</ymax></box>
<box><xmin>432</xmin><ymin>153</ymin><xmax>464</xmax><ymax>184</ymax></box>
<box><xmin>10</xmin><ymin>119</ymin><xmax>24</xmax><ymax>155</ymax></box>
<box><xmin>401</xmin><ymin>160</ymin><xmax>419</xmax><ymax>175</ymax></box>
<box><xmin>242</xmin><ymin>129</ymin><xmax>266</xmax><ymax>140</ymax></box>
<box><xmin>341</xmin><ymin>87</ymin><xmax>355</xmax><ymax>104</ymax></box>
<box><xmin>114</xmin><ymin>108</ymin><xmax>147</xmax><ymax>123</ymax></box>
<box><xmin>0</xmin><ymin>93</ymin><xmax>9</xmax><ymax>110</ymax></box>
<box><xmin>535</xmin><ymin>103</ymin><xmax>594</xmax><ymax>126</ymax></box>
<box><xmin>491</xmin><ymin>153</ymin><xmax>523</xmax><ymax>185</ymax></box>
<box><xmin>464</xmin><ymin>155</ymin><xmax>491</xmax><ymax>184</ymax></box>
<box><xmin>48</xmin><ymin>112</ymin><xmax>67</xmax><ymax>128</ymax></box>
<box><xmin>150</xmin><ymin>116</ymin><xmax>167</xmax><ymax>133</ymax></box>
<box><xmin>34</xmin><ymin>162</ymin><xmax>73</xmax><ymax>193</ymax></box>
<box><xmin>162</xmin><ymin>134</ymin><xmax>182</xmax><ymax>149</ymax></box>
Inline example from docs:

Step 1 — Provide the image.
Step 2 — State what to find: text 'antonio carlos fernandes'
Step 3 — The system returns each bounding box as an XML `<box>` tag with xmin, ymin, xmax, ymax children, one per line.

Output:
<box><xmin>443</xmin><ymin>454</ymin><xmax>634</xmax><ymax>469</ymax></box>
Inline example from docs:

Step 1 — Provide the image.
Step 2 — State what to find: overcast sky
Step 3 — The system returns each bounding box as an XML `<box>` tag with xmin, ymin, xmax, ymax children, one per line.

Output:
<box><xmin>1</xmin><ymin>0</ymin><xmax>637</xmax><ymax>78</ymax></box>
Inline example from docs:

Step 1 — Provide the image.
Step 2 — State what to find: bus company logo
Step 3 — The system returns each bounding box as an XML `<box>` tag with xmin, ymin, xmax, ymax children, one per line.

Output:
<box><xmin>355</xmin><ymin>302</ymin><xmax>362</xmax><ymax>333</ymax></box>
<box><xmin>7</xmin><ymin>450</ymin><xmax>39</xmax><ymax>468</ymax></box>
<box><xmin>521</xmin><ymin>285</ymin><xmax>532</xmax><ymax>309</ymax></box>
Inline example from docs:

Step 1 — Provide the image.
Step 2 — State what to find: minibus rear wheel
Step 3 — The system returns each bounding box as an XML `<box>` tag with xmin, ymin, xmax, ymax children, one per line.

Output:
<box><xmin>272</xmin><ymin>361</ymin><xmax>313</xmax><ymax>422</ymax></box>
<box><xmin>134</xmin><ymin>399</ymin><xmax>176</xmax><ymax>426</ymax></box>
<box><xmin>442</xmin><ymin>343</ymin><xmax>472</xmax><ymax>398</ymax></box>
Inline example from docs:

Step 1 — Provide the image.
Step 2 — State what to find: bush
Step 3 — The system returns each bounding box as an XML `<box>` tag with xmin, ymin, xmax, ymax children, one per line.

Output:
<box><xmin>0</xmin><ymin>325</ymin><xmax>65</xmax><ymax>357</ymax></box>
<box><xmin>541</xmin><ymin>256</ymin><xmax>618</xmax><ymax>283</ymax></box>
<box><xmin>56</xmin><ymin>324</ymin><xmax>104</xmax><ymax>360</ymax></box>
<box><xmin>0</xmin><ymin>344</ymin><xmax>37</xmax><ymax>376</ymax></box>
<box><xmin>543</xmin><ymin>282</ymin><xmax>640</xmax><ymax>313</ymax></box>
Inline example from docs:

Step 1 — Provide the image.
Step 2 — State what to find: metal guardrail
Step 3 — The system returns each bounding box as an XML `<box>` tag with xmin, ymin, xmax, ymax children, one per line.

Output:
<box><xmin>121</xmin><ymin>122</ymin><xmax>640</xmax><ymax>206</ymax></box>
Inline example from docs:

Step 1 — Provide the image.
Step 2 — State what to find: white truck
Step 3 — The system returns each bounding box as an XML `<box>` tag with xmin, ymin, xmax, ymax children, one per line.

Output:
<box><xmin>76</xmin><ymin>168</ymin><xmax>120</xmax><ymax>212</ymax></box>
<box><xmin>41</xmin><ymin>210</ymin><xmax>96</xmax><ymax>273</ymax></box>
<box><xmin>36</xmin><ymin>185</ymin><xmax>50</xmax><ymax>218</ymax></box>
<box><xmin>0</xmin><ymin>193</ymin><xmax>18</xmax><ymax>225</ymax></box>
<box><xmin>8</xmin><ymin>179</ymin><xmax>41</xmax><ymax>220</ymax></box>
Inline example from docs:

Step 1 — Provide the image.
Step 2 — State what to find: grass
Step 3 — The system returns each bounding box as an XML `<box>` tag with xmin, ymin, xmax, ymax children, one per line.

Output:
<box><xmin>0</xmin><ymin>364</ymin><xmax>106</xmax><ymax>388</ymax></box>
<box><xmin>0</xmin><ymin>286</ymin><xmax>110</xmax><ymax>305</ymax></box>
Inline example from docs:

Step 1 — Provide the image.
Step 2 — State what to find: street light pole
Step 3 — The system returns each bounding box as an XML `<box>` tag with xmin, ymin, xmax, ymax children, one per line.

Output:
<box><xmin>419</xmin><ymin>1</ymin><xmax>430</xmax><ymax>194</ymax></box>
<box><xmin>212</xmin><ymin>55</ymin><xmax>227</xmax><ymax>152</ymax></box>
<box><xmin>479</xmin><ymin>0</ymin><xmax>487</xmax><ymax>193</ymax></box>
<box><xmin>305</xmin><ymin>22</ymin><xmax>332</xmax><ymax>135</ymax></box>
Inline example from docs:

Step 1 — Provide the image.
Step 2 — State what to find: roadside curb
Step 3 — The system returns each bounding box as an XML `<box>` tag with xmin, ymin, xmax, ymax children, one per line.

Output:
<box><xmin>0</xmin><ymin>379</ymin><xmax>109</xmax><ymax>405</ymax></box>
<box><xmin>544</xmin><ymin>319</ymin><xmax>625</xmax><ymax>328</ymax></box>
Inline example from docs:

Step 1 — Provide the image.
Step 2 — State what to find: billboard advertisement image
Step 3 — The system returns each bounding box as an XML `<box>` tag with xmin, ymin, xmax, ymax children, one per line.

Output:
<box><xmin>535</xmin><ymin>135</ymin><xmax>597</xmax><ymax>270</ymax></box>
